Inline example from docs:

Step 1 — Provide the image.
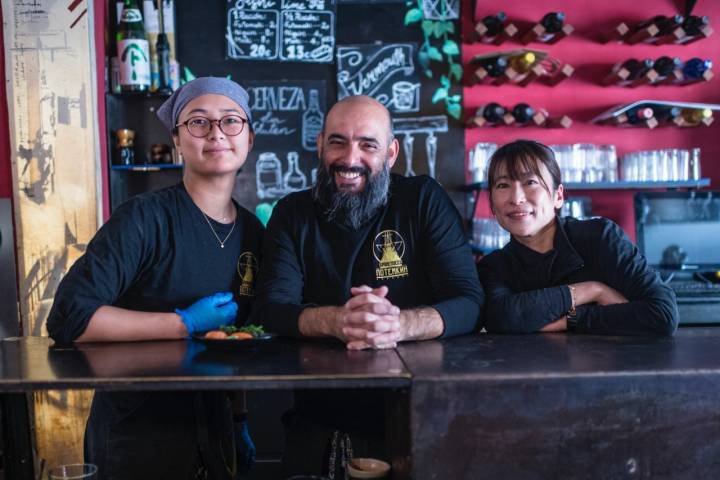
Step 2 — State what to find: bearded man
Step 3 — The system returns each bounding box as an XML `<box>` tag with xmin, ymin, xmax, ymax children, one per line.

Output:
<box><xmin>251</xmin><ymin>95</ymin><xmax>483</xmax><ymax>476</ymax></box>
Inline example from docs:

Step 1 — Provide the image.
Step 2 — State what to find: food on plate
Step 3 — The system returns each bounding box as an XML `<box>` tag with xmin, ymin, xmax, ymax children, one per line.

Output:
<box><xmin>204</xmin><ymin>330</ymin><xmax>228</xmax><ymax>339</ymax></box>
<box><xmin>203</xmin><ymin>324</ymin><xmax>266</xmax><ymax>340</ymax></box>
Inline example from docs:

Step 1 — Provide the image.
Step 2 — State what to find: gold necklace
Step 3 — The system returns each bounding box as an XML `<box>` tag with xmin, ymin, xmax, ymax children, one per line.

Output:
<box><xmin>201</xmin><ymin>210</ymin><xmax>236</xmax><ymax>248</ymax></box>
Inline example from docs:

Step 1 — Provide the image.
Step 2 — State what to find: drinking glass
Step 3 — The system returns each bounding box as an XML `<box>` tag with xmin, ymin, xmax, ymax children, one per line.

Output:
<box><xmin>469</xmin><ymin>143</ymin><xmax>496</xmax><ymax>183</ymax></box>
<box><xmin>48</xmin><ymin>464</ymin><xmax>97</xmax><ymax>480</ymax></box>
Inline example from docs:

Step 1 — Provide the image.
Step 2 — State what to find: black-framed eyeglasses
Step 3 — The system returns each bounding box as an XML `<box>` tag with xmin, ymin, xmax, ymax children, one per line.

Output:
<box><xmin>176</xmin><ymin>115</ymin><xmax>248</xmax><ymax>138</ymax></box>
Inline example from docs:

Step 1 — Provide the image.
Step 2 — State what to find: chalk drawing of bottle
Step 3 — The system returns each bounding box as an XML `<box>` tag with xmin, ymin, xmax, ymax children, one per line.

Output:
<box><xmin>284</xmin><ymin>151</ymin><xmax>307</xmax><ymax>192</ymax></box>
<box><xmin>256</xmin><ymin>152</ymin><xmax>282</xmax><ymax>199</ymax></box>
<box><xmin>426</xmin><ymin>132</ymin><xmax>438</xmax><ymax>179</ymax></box>
<box><xmin>302</xmin><ymin>89</ymin><xmax>323</xmax><ymax>151</ymax></box>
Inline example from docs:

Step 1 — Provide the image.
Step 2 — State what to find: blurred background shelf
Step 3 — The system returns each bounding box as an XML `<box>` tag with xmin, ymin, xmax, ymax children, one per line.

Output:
<box><xmin>463</xmin><ymin>179</ymin><xmax>711</xmax><ymax>192</ymax></box>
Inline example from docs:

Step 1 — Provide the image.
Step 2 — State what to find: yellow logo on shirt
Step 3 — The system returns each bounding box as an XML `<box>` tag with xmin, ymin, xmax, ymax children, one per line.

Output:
<box><xmin>373</xmin><ymin>230</ymin><xmax>409</xmax><ymax>280</ymax></box>
<box><xmin>237</xmin><ymin>252</ymin><xmax>258</xmax><ymax>296</ymax></box>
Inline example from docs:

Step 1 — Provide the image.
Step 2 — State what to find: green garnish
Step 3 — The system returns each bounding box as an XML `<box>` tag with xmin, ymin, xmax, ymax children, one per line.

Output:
<box><xmin>219</xmin><ymin>324</ymin><xmax>265</xmax><ymax>336</ymax></box>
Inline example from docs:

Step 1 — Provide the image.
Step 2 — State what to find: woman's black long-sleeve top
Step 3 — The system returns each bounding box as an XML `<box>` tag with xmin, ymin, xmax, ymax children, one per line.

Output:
<box><xmin>478</xmin><ymin>216</ymin><xmax>678</xmax><ymax>336</ymax></box>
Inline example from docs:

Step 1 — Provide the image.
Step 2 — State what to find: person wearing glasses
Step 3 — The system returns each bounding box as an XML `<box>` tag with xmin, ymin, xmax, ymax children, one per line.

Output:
<box><xmin>47</xmin><ymin>77</ymin><xmax>262</xmax><ymax>479</ymax></box>
<box><xmin>477</xmin><ymin>139</ymin><xmax>678</xmax><ymax>336</ymax></box>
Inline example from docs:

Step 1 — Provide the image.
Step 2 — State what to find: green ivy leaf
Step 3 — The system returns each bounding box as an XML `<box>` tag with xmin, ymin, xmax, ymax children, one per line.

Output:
<box><xmin>404</xmin><ymin>8</ymin><xmax>423</xmax><ymax>25</ymax></box>
<box><xmin>418</xmin><ymin>51</ymin><xmax>430</xmax><ymax>71</ymax></box>
<box><xmin>421</xmin><ymin>20</ymin><xmax>434</xmax><ymax>36</ymax></box>
<box><xmin>442</xmin><ymin>39</ymin><xmax>459</xmax><ymax>56</ymax></box>
<box><xmin>450</xmin><ymin>63</ymin><xmax>463</xmax><ymax>81</ymax></box>
<box><xmin>428</xmin><ymin>46</ymin><xmax>443</xmax><ymax>61</ymax></box>
<box><xmin>450</xmin><ymin>94</ymin><xmax>462</xmax><ymax>102</ymax></box>
<box><xmin>433</xmin><ymin>21</ymin><xmax>445</xmax><ymax>38</ymax></box>
<box><xmin>447</xmin><ymin>102</ymin><xmax>462</xmax><ymax>120</ymax></box>
<box><xmin>444</xmin><ymin>21</ymin><xmax>456</xmax><ymax>34</ymax></box>
<box><xmin>183</xmin><ymin>66</ymin><xmax>197</xmax><ymax>83</ymax></box>
<box><xmin>424</xmin><ymin>69</ymin><xmax>433</xmax><ymax>78</ymax></box>
<box><xmin>440</xmin><ymin>75</ymin><xmax>450</xmax><ymax>89</ymax></box>
<box><xmin>432</xmin><ymin>88</ymin><xmax>448</xmax><ymax>104</ymax></box>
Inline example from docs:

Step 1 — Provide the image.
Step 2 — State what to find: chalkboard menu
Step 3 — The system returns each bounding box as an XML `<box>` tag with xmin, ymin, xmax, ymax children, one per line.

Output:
<box><xmin>226</xmin><ymin>0</ymin><xmax>335</xmax><ymax>63</ymax></box>
<box><xmin>171</xmin><ymin>1</ymin><xmax>465</xmax><ymax>219</ymax></box>
<box><xmin>337</xmin><ymin>43</ymin><xmax>420</xmax><ymax>113</ymax></box>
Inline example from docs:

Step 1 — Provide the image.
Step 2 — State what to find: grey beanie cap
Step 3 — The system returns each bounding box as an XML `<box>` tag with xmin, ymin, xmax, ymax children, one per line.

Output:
<box><xmin>156</xmin><ymin>76</ymin><xmax>252</xmax><ymax>131</ymax></box>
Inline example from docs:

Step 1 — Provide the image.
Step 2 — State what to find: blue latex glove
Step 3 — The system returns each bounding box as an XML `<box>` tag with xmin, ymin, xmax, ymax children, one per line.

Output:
<box><xmin>176</xmin><ymin>292</ymin><xmax>238</xmax><ymax>335</ymax></box>
<box><xmin>234</xmin><ymin>418</ymin><xmax>256</xmax><ymax>475</ymax></box>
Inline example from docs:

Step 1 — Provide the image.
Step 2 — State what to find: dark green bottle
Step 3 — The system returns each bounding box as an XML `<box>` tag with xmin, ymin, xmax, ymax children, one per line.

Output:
<box><xmin>117</xmin><ymin>0</ymin><xmax>150</xmax><ymax>92</ymax></box>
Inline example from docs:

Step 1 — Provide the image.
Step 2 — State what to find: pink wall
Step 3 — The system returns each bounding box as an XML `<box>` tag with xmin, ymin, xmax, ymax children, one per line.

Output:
<box><xmin>462</xmin><ymin>0</ymin><xmax>720</xmax><ymax>239</ymax></box>
<box><xmin>0</xmin><ymin>2</ymin><xmax>109</xmax><ymax>219</ymax></box>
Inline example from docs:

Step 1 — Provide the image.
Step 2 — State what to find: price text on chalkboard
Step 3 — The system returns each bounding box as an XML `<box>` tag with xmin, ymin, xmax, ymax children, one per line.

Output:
<box><xmin>226</xmin><ymin>0</ymin><xmax>335</xmax><ymax>63</ymax></box>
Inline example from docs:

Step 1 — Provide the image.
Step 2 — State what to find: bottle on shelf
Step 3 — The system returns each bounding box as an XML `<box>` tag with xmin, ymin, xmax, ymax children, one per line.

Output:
<box><xmin>467</xmin><ymin>103</ymin><xmax>506</xmax><ymax>127</ymax></box>
<box><xmin>603</xmin><ymin>58</ymin><xmax>653</xmax><ymax>86</ymax></box>
<box><xmin>510</xmin><ymin>103</ymin><xmax>534</xmax><ymax>125</ymax></box>
<box><xmin>117</xmin><ymin>0</ymin><xmax>151</xmax><ymax>93</ymax></box>
<box><xmin>675</xmin><ymin>107</ymin><xmax>714</xmax><ymax>127</ymax></box>
<box><xmin>507</xmin><ymin>51</ymin><xmax>536</xmax><ymax>75</ymax></box>
<box><xmin>652</xmin><ymin>105</ymin><xmax>682</xmax><ymax>124</ymax></box>
<box><xmin>482</xmin><ymin>56</ymin><xmax>508</xmax><ymax>78</ymax></box>
<box><xmin>616</xmin><ymin>106</ymin><xmax>657</xmax><ymax>128</ymax></box>
<box><xmin>154</xmin><ymin>0</ymin><xmax>172</xmax><ymax>95</ymax></box>
<box><xmin>677</xmin><ymin>15</ymin><xmax>713</xmax><ymax>44</ymax></box>
<box><xmin>652</xmin><ymin>14</ymin><xmax>685</xmax><ymax>43</ymax></box>
<box><xmin>522</xmin><ymin>11</ymin><xmax>572</xmax><ymax>44</ymax></box>
<box><xmin>475</xmin><ymin>12</ymin><xmax>506</xmax><ymax>43</ymax></box>
<box><xmin>651</xmin><ymin>56</ymin><xmax>682</xmax><ymax>83</ymax></box>
<box><xmin>679</xmin><ymin>57</ymin><xmax>713</xmax><ymax>84</ymax></box>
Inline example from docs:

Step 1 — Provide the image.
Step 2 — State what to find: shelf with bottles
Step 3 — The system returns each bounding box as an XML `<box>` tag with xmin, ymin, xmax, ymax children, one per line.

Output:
<box><xmin>604</xmin><ymin>13</ymin><xmax>712</xmax><ymax>45</ymax></box>
<box><xmin>592</xmin><ymin>101</ymin><xmax>719</xmax><ymax>129</ymax></box>
<box><xmin>468</xmin><ymin>49</ymin><xmax>573</xmax><ymax>87</ymax></box>
<box><xmin>472</xmin><ymin>11</ymin><xmax>572</xmax><ymax>45</ymax></box>
<box><xmin>463</xmin><ymin>179</ymin><xmax>710</xmax><ymax>192</ymax></box>
<box><xmin>602</xmin><ymin>57</ymin><xmax>713</xmax><ymax>87</ymax></box>
<box><xmin>466</xmin><ymin>102</ymin><xmax>572</xmax><ymax>129</ymax></box>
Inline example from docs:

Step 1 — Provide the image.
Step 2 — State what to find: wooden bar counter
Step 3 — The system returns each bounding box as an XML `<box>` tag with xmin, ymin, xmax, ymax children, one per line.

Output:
<box><xmin>2</xmin><ymin>328</ymin><xmax>720</xmax><ymax>479</ymax></box>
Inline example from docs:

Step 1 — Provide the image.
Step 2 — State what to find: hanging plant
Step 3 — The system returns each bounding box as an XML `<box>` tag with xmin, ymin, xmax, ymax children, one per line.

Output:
<box><xmin>404</xmin><ymin>1</ymin><xmax>463</xmax><ymax>120</ymax></box>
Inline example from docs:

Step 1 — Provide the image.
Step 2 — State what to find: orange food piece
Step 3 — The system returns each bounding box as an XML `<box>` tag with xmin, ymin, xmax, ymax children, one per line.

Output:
<box><xmin>229</xmin><ymin>332</ymin><xmax>254</xmax><ymax>340</ymax></box>
<box><xmin>205</xmin><ymin>330</ymin><xmax>228</xmax><ymax>339</ymax></box>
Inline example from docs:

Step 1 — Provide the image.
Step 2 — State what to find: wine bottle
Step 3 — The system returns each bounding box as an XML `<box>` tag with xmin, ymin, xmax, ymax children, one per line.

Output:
<box><xmin>681</xmin><ymin>58</ymin><xmax>712</xmax><ymax>80</ymax></box>
<box><xmin>538</xmin><ymin>12</ymin><xmax>565</xmax><ymax>42</ymax></box>
<box><xmin>656</xmin><ymin>14</ymin><xmax>684</xmax><ymax>35</ymax></box>
<box><xmin>477</xmin><ymin>12</ymin><xmax>506</xmax><ymax>42</ymax></box>
<box><xmin>478</xmin><ymin>103</ymin><xmax>506</xmax><ymax>124</ymax></box>
<box><xmin>625</xmin><ymin>106</ymin><xmax>654</xmax><ymax>125</ymax></box>
<box><xmin>652</xmin><ymin>105</ymin><xmax>681</xmax><ymax>123</ymax></box>
<box><xmin>682</xmin><ymin>15</ymin><xmax>710</xmax><ymax>36</ymax></box>
<box><xmin>511</xmin><ymin>103</ymin><xmax>535</xmax><ymax>124</ymax></box>
<box><xmin>508</xmin><ymin>52</ymin><xmax>536</xmax><ymax>74</ymax></box>
<box><xmin>117</xmin><ymin>0</ymin><xmax>151</xmax><ymax>92</ymax></box>
<box><xmin>652</xmin><ymin>56</ymin><xmax>681</xmax><ymax>77</ymax></box>
<box><xmin>481</xmin><ymin>56</ymin><xmax>508</xmax><ymax>78</ymax></box>
<box><xmin>679</xmin><ymin>108</ymin><xmax>713</xmax><ymax>126</ymax></box>
<box><xmin>541</xmin><ymin>12</ymin><xmax>565</xmax><ymax>33</ymax></box>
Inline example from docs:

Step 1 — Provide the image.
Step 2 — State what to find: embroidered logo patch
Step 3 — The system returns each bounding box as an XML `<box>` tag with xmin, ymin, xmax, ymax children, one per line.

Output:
<box><xmin>237</xmin><ymin>252</ymin><xmax>259</xmax><ymax>296</ymax></box>
<box><xmin>373</xmin><ymin>230</ymin><xmax>409</xmax><ymax>280</ymax></box>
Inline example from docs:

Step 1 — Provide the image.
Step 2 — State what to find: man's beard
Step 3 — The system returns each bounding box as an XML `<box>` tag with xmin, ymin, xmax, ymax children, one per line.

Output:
<box><xmin>312</xmin><ymin>159</ymin><xmax>391</xmax><ymax>230</ymax></box>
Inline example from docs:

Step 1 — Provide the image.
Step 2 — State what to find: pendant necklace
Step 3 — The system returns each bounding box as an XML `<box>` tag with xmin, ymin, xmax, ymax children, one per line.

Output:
<box><xmin>201</xmin><ymin>209</ymin><xmax>236</xmax><ymax>248</ymax></box>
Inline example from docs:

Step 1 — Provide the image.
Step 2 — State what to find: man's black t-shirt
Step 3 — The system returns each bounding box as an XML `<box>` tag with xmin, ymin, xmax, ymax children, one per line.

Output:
<box><xmin>251</xmin><ymin>174</ymin><xmax>484</xmax><ymax>337</ymax></box>
<box><xmin>48</xmin><ymin>182</ymin><xmax>263</xmax><ymax>343</ymax></box>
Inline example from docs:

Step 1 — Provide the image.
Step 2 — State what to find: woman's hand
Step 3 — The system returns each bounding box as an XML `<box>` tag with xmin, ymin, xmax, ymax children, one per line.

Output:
<box><xmin>571</xmin><ymin>281</ymin><xmax>628</xmax><ymax>307</ymax></box>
